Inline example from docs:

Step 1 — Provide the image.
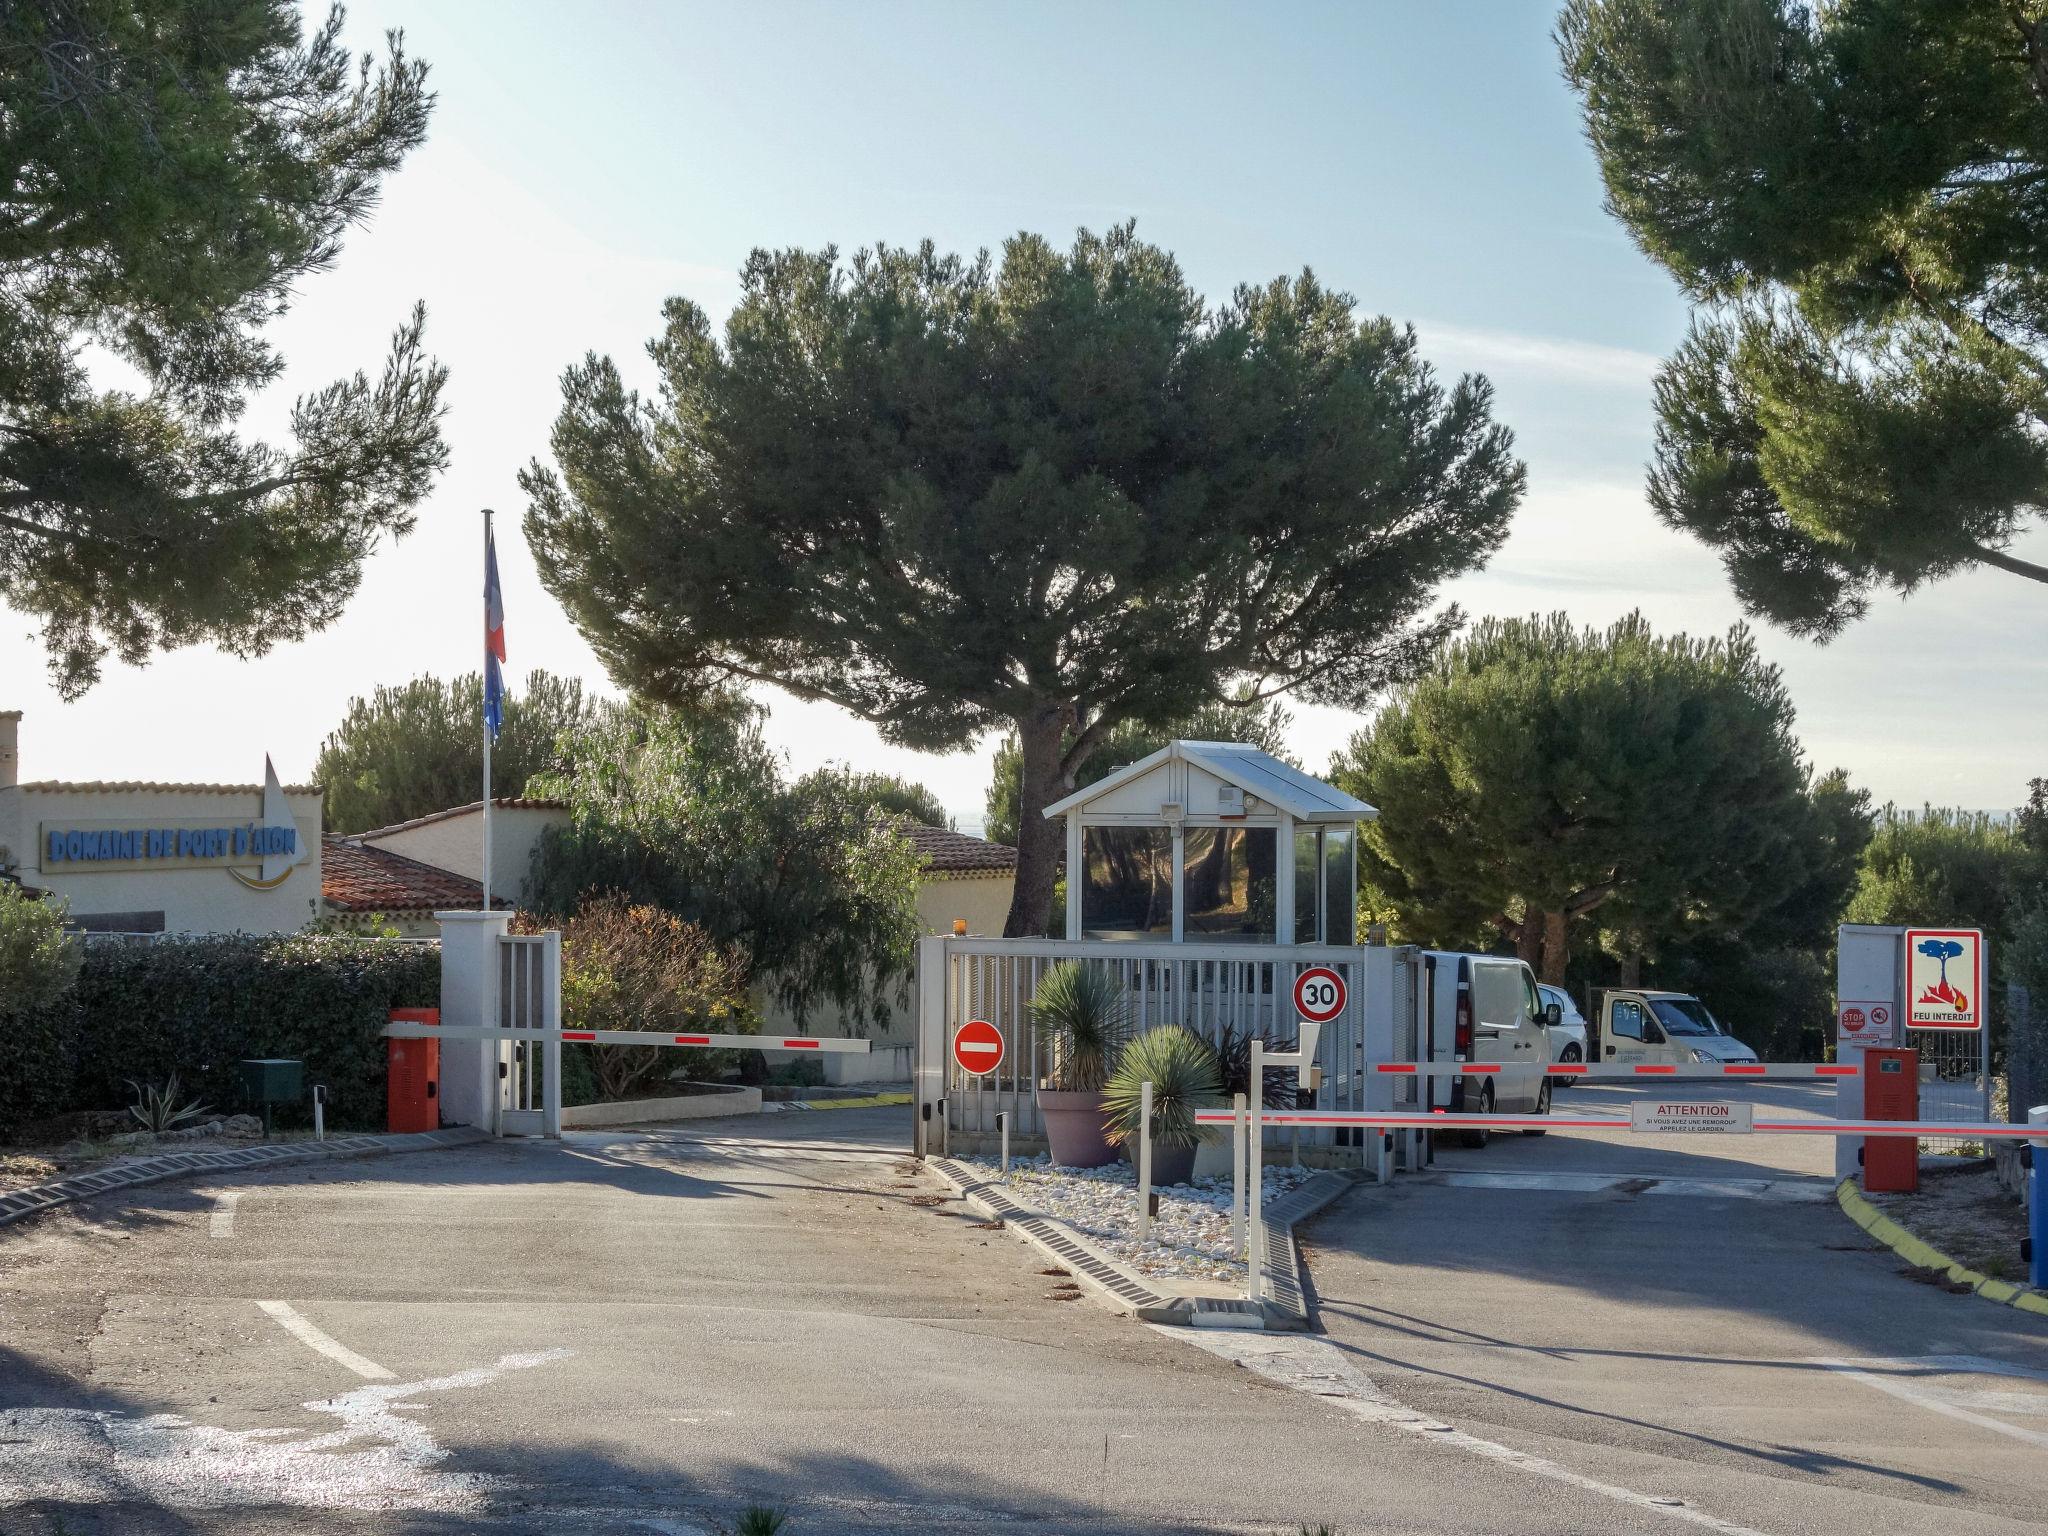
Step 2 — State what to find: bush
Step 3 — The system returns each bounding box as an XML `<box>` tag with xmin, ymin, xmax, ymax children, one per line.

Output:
<box><xmin>0</xmin><ymin>884</ymin><xmax>83</xmax><ymax>1133</ymax></box>
<box><xmin>545</xmin><ymin>894</ymin><xmax>753</xmax><ymax>1101</ymax></box>
<box><xmin>55</xmin><ymin>934</ymin><xmax>440</xmax><ymax>1135</ymax></box>
<box><xmin>1101</xmin><ymin>1026</ymin><xmax>1224</xmax><ymax>1150</ymax></box>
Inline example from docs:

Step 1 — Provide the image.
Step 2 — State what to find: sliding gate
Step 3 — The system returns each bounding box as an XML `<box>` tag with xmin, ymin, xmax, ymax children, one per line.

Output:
<box><xmin>912</xmin><ymin>937</ymin><xmax>1420</xmax><ymax>1165</ymax></box>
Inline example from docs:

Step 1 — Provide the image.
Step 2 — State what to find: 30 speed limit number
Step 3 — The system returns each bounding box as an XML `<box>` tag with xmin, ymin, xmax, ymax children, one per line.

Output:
<box><xmin>1292</xmin><ymin>966</ymin><xmax>1346</xmax><ymax>1024</ymax></box>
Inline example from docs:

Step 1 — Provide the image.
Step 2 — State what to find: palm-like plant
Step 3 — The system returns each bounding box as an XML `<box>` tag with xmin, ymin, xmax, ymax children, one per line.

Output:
<box><xmin>1211</xmin><ymin>1021</ymin><xmax>1303</xmax><ymax>1110</ymax></box>
<box><xmin>125</xmin><ymin>1074</ymin><xmax>210</xmax><ymax>1135</ymax></box>
<box><xmin>1029</xmin><ymin>962</ymin><xmax>1130</xmax><ymax>1092</ymax></box>
<box><xmin>1100</xmin><ymin>1026</ymin><xmax>1224</xmax><ymax>1150</ymax></box>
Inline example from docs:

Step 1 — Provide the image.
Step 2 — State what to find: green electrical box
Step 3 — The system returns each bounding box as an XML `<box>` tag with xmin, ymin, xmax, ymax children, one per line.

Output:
<box><xmin>238</xmin><ymin>1058</ymin><xmax>303</xmax><ymax>1136</ymax></box>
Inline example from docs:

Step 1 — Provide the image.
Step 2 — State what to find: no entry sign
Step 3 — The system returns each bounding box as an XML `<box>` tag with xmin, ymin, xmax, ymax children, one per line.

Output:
<box><xmin>952</xmin><ymin>1019</ymin><xmax>1005</xmax><ymax>1076</ymax></box>
<box><xmin>1292</xmin><ymin>966</ymin><xmax>1346</xmax><ymax>1024</ymax></box>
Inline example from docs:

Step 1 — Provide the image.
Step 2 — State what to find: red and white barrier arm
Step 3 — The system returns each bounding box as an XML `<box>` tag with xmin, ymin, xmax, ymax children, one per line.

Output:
<box><xmin>1191</xmin><ymin>1108</ymin><xmax>2041</xmax><ymax>1139</ymax></box>
<box><xmin>380</xmin><ymin>1019</ymin><xmax>869</xmax><ymax>1053</ymax></box>
<box><xmin>1372</xmin><ymin>1061</ymin><xmax>1860</xmax><ymax>1079</ymax></box>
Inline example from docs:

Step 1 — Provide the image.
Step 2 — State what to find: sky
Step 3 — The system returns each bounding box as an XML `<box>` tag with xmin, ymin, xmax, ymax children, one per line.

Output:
<box><xmin>5</xmin><ymin>0</ymin><xmax>2044</xmax><ymax>829</ymax></box>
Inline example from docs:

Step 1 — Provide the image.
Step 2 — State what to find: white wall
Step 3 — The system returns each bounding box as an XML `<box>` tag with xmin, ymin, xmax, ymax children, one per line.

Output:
<box><xmin>1</xmin><ymin>784</ymin><xmax>323</xmax><ymax>935</ymax></box>
<box><xmin>362</xmin><ymin>804</ymin><xmax>568</xmax><ymax>908</ymax></box>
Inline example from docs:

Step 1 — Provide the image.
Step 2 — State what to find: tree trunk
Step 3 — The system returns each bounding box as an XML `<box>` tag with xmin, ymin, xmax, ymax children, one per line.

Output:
<box><xmin>1618</xmin><ymin>949</ymin><xmax>1642</xmax><ymax>988</ymax></box>
<box><xmin>1002</xmin><ymin>707</ymin><xmax>1073</xmax><ymax>937</ymax></box>
<box><xmin>1538</xmin><ymin>909</ymin><xmax>1569</xmax><ymax>985</ymax></box>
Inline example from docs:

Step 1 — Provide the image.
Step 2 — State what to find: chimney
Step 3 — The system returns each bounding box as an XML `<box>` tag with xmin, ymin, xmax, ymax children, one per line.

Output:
<box><xmin>0</xmin><ymin>711</ymin><xmax>17</xmax><ymax>789</ymax></box>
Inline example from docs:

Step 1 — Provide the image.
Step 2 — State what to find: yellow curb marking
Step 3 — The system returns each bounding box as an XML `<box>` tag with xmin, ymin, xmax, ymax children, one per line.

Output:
<box><xmin>1835</xmin><ymin>1178</ymin><xmax>2047</xmax><ymax>1318</ymax></box>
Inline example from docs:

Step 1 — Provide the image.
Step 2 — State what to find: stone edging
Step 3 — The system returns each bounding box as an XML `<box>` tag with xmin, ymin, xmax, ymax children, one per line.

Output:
<box><xmin>924</xmin><ymin>1157</ymin><xmax>1356</xmax><ymax>1331</ymax></box>
<box><xmin>0</xmin><ymin>1127</ymin><xmax>490</xmax><ymax>1231</ymax></box>
<box><xmin>1835</xmin><ymin>1177</ymin><xmax>2048</xmax><ymax>1317</ymax></box>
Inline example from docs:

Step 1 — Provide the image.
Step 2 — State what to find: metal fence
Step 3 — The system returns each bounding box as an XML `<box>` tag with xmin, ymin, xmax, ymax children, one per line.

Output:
<box><xmin>496</xmin><ymin>932</ymin><xmax>558</xmax><ymax>1134</ymax></box>
<box><xmin>1907</xmin><ymin>1019</ymin><xmax>1992</xmax><ymax>1155</ymax></box>
<box><xmin>916</xmin><ymin>937</ymin><xmax>1402</xmax><ymax>1166</ymax></box>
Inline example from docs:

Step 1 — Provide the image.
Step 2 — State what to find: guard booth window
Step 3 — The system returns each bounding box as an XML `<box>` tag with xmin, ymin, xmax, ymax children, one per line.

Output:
<box><xmin>1289</xmin><ymin>825</ymin><xmax>1358</xmax><ymax>945</ymax></box>
<box><xmin>1080</xmin><ymin>826</ymin><xmax>1173</xmax><ymax>939</ymax></box>
<box><xmin>1184</xmin><ymin>825</ymin><xmax>1276</xmax><ymax>942</ymax></box>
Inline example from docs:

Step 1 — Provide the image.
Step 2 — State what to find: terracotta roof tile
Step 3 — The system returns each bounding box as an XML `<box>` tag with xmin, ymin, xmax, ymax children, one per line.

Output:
<box><xmin>320</xmin><ymin>836</ymin><xmax>507</xmax><ymax>913</ymax></box>
<box><xmin>16</xmin><ymin>780</ymin><xmax>320</xmax><ymax>796</ymax></box>
<box><xmin>895</xmin><ymin>821</ymin><xmax>1017</xmax><ymax>877</ymax></box>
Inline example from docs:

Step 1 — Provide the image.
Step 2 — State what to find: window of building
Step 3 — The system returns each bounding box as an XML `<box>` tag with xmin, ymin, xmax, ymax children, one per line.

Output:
<box><xmin>1080</xmin><ymin>826</ymin><xmax>1172</xmax><ymax>940</ymax></box>
<box><xmin>1183</xmin><ymin>825</ymin><xmax>1277</xmax><ymax>943</ymax></box>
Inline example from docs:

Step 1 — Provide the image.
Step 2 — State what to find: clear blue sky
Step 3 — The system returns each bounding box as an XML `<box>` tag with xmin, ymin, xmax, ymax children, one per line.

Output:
<box><xmin>4</xmin><ymin>1</ymin><xmax>2041</xmax><ymax>822</ymax></box>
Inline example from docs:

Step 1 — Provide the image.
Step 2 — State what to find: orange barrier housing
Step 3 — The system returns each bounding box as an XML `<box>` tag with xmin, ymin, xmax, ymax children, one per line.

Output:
<box><xmin>387</xmin><ymin>1007</ymin><xmax>441</xmax><ymax>1134</ymax></box>
<box><xmin>1860</xmin><ymin>1046</ymin><xmax>1919</xmax><ymax>1193</ymax></box>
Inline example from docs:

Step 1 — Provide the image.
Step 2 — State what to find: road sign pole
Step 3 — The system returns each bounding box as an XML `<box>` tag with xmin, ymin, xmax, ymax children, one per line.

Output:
<box><xmin>1249</xmin><ymin>1040</ymin><xmax>1265</xmax><ymax>1301</ymax></box>
<box><xmin>1137</xmin><ymin>1080</ymin><xmax>1154</xmax><ymax>1245</ymax></box>
<box><xmin>1230</xmin><ymin>1091</ymin><xmax>1247</xmax><ymax>1258</ymax></box>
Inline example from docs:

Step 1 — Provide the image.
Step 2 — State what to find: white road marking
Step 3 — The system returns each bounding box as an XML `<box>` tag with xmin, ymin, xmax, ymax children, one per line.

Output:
<box><xmin>256</xmin><ymin>1300</ymin><xmax>395</xmax><ymax>1380</ymax></box>
<box><xmin>0</xmin><ymin>1348</ymin><xmax>573</xmax><ymax>1511</ymax></box>
<box><xmin>1169</xmin><ymin>1328</ymin><xmax>1772</xmax><ymax>1536</ymax></box>
<box><xmin>1814</xmin><ymin>1355</ymin><xmax>2048</xmax><ymax>1450</ymax></box>
<box><xmin>209</xmin><ymin>1190</ymin><xmax>240</xmax><ymax>1238</ymax></box>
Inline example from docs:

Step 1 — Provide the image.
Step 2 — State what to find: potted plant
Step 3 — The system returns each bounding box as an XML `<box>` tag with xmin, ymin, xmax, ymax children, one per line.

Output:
<box><xmin>1031</xmin><ymin>961</ymin><xmax>1130</xmax><ymax>1168</ymax></box>
<box><xmin>1101</xmin><ymin>1025</ymin><xmax>1224</xmax><ymax>1187</ymax></box>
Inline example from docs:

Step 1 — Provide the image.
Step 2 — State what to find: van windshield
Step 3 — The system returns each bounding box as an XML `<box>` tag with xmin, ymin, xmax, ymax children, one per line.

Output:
<box><xmin>1649</xmin><ymin>997</ymin><xmax>1722</xmax><ymax>1037</ymax></box>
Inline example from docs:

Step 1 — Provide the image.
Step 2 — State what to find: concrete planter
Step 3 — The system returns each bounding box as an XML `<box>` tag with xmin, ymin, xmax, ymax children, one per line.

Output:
<box><xmin>559</xmin><ymin>1084</ymin><xmax>762</xmax><ymax>1129</ymax></box>
<box><xmin>1036</xmin><ymin>1089</ymin><xmax>1117</xmax><ymax>1168</ymax></box>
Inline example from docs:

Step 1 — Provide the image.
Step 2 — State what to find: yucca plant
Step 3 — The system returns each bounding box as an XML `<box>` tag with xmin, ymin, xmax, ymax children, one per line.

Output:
<box><xmin>1100</xmin><ymin>1025</ymin><xmax>1224</xmax><ymax>1150</ymax></box>
<box><xmin>125</xmin><ymin>1074</ymin><xmax>210</xmax><ymax>1135</ymax></box>
<box><xmin>734</xmin><ymin>1506</ymin><xmax>787</xmax><ymax>1536</ymax></box>
<box><xmin>1029</xmin><ymin>962</ymin><xmax>1131</xmax><ymax>1092</ymax></box>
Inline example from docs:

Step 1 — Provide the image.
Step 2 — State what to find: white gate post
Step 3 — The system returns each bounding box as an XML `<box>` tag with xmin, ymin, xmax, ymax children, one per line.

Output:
<box><xmin>1249</xmin><ymin>1039</ymin><xmax>1265</xmax><ymax>1301</ymax></box>
<box><xmin>436</xmin><ymin>910</ymin><xmax>511</xmax><ymax>1134</ymax></box>
<box><xmin>914</xmin><ymin>935</ymin><xmax>947</xmax><ymax>1157</ymax></box>
<box><xmin>542</xmin><ymin>928</ymin><xmax>563</xmax><ymax>1139</ymax></box>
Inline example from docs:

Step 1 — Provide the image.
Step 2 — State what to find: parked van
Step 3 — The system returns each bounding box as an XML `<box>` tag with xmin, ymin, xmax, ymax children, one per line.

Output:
<box><xmin>1594</xmin><ymin>990</ymin><xmax>1758</xmax><ymax>1068</ymax></box>
<box><xmin>1423</xmin><ymin>951</ymin><xmax>1558</xmax><ymax>1146</ymax></box>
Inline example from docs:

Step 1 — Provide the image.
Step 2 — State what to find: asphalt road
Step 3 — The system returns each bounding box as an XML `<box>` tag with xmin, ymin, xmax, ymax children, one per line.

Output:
<box><xmin>2</xmin><ymin>1092</ymin><xmax>2042</xmax><ymax>1535</ymax></box>
<box><xmin>1303</xmin><ymin>1082</ymin><xmax>2048</xmax><ymax>1535</ymax></box>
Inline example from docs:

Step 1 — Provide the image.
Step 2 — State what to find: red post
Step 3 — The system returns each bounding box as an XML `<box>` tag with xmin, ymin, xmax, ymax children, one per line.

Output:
<box><xmin>387</xmin><ymin>1008</ymin><xmax>441</xmax><ymax>1134</ymax></box>
<box><xmin>1861</xmin><ymin>1046</ymin><xmax>1919</xmax><ymax>1193</ymax></box>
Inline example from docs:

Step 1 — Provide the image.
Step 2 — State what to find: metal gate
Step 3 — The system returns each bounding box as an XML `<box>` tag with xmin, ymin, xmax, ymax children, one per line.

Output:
<box><xmin>913</xmin><ymin>937</ymin><xmax>1412</xmax><ymax>1165</ymax></box>
<box><xmin>497</xmin><ymin>931</ymin><xmax>560</xmax><ymax>1137</ymax></box>
<box><xmin>1907</xmin><ymin>1022</ymin><xmax>1993</xmax><ymax>1155</ymax></box>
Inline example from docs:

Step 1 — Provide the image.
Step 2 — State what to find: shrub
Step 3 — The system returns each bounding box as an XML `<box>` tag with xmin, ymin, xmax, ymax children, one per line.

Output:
<box><xmin>1101</xmin><ymin>1026</ymin><xmax>1224</xmax><ymax>1150</ymax></box>
<box><xmin>0</xmin><ymin>884</ymin><xmax>82</xmax><ymax>1132</ymax></box>
<box><xmin>59</xmin><ymin>934</ymin><xmax>439</xmax><ymax>1134</ymax></box>
<box><xmin>1029</xmin><ymin>962</ymin><xmax>1130</xmax><ymax>1093</ymax></box>
<box><xmin>547</xmin><ymin>894</ymin><xmax>753</xmax><ymax>1101</ymax></box>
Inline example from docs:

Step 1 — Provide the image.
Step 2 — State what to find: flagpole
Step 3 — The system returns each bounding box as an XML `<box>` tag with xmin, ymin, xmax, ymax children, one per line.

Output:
<box><xmin>481</xmin><ymin>507</ymin><xmax>495</xmax><ymax>914</ymax></box>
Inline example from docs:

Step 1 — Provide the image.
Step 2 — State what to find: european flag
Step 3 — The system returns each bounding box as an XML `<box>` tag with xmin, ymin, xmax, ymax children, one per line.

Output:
<box><xmin>484</xmin><ymin>523</ymin><xmax>507</xmax><ymax>741</ymax></box>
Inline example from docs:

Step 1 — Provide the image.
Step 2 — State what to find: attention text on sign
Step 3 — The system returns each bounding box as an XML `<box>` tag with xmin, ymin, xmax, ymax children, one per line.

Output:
<box><xmin>1629</xmin><ymin>1100</ymin><xmax>1755</xmax><ymax>1134</ymax></box>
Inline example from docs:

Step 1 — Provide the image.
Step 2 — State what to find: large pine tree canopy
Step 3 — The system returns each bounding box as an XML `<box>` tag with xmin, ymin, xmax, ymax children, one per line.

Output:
<box><xmin>1560</xmin><ymin>0</ymin><xmax>2048</xmax><ymax>634</ymax></box>
<box><xmin>522</xmin><ymin>225</ymin><xmax>1525</xmax><ymax>935</ymax></box>
<box><xmin>0</xmin><ymin>1</ymin><xmax>447</xmax><ymax>695</ymax></box>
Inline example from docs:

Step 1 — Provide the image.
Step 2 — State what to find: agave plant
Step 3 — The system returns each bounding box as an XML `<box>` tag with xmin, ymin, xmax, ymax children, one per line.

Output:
<box><xmin>1100</xmin><ymin>1025</ymin><xmax>1224</xmax><ymax>1150</ymax></box>
<box><xmin>734</xmin><ymin>1506</ymin><xmax>788</xmax><ymax>1536</ymax></box>
<box><xmin>125</xmin><ymin>1074</ymin><xmax>210</xmax><ymax>1135</ymax></box>
<box><xmin>1028</xmin><ymin>961</ymin><xmax>1131</xmax><ymax>1092</ymax></box>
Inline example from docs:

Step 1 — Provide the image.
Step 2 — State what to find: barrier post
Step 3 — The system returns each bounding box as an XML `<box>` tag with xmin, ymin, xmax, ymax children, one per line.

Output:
<box><xmin>1137</xmin><ymin>1081</ymin><xmax>1154</xmax><ymax>1245</ymax></box>
<box><xmin>311</xmin><ymin>1084</ymin><xmax>325</xmax><ymax>1143</ymax></box>
<box><xmin>996</xmin><ymin>1110</ymin><xmax>1010</xmax><ymax>1176</ymax></box>
<box><xmin>2031</xmin><ymin>1106</ymin><xmax>2047</xmax><ymax>1291</ymax></box>
<box><xmin>1230</xmin><ymin>1091</ymin><xmax>1247</xmax><ymax>1258</ymax></box>
<box><xmin>1249</xmin><ymin>1041</ymin><xmax>1265</xmax><ymax>1300</ymax></box>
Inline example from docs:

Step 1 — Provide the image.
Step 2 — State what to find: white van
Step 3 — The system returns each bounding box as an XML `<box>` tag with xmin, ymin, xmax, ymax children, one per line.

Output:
<box><xmin>1597</xmin><ymin>990</ymin><xmax>1759</xmax><ymax>1068</ymax></box>
<box><xmin>1424</xmin><ymin>951</ymin><xmax>1557</xmax><ymax>1146</ymax></box>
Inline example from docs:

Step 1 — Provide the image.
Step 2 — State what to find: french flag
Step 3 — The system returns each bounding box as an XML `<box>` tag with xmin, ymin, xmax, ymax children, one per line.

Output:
<box><xmin>484</xmin><ymin>523</ymin><xmax>506</xmax><ymax>740</ymax></box>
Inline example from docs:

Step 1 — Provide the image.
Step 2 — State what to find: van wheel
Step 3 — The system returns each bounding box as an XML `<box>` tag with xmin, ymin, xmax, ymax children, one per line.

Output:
<box><xmin>1525</xmin><ymin>1078</ymin><xmax>1551</xmax><ymax>1135</ymax></box>
<box><xmin>1459</xmin><ymin>1083</ymin><xmax>1494</xmax><ymax>1148</ymax></box>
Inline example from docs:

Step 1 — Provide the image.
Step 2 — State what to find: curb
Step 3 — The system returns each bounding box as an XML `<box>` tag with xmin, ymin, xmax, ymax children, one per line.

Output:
<box><xmin>0</xmin><ymin>1127</ymin><xmax>490</xmax><ymax>1231</ymax></box>
<box><xmin>1835</xmin><ymin>1178</ymin><xmax>2048</xmax><ymax>1318</ymax></box>
<box><xmin>771</xmin><ymin>1093</ymin><xmax>912</xmax><ymax>1113</ymax></box>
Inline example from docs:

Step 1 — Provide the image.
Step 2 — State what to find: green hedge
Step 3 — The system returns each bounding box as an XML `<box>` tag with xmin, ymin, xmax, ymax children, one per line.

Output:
<box><xmin>10</xmin><ymin>935</ymin><xmax>440</xmax><ymax>1137</ymax></box>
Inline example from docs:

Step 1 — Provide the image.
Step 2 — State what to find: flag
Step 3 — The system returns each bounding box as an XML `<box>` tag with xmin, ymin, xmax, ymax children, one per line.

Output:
<box><xmin>484</xmin><ymin>523</ymin><xmax>507</xmax><ymax>741</ymax></box>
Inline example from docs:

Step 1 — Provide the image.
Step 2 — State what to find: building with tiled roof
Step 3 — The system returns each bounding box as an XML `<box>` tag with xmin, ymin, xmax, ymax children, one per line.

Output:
<box><xmin>319</xmin><ymin>837</ymin><xmax>508</xmax><ymax>934</ymax></box>
<box><xmin>896</xmin><ymin>821</ymin><xmax>1020</xmax><ymax>879</ymax></box>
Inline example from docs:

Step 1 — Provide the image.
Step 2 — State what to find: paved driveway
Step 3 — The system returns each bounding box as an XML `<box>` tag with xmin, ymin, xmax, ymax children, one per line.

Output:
<box><xmin>1302</xmin><ymin>1083</ymin><xmax>2048</xmax><ymax>1536</ymax></box>
<box><xmin>0</xmin><ymin>1105</ymin><xmax>1711</xmax><ymax>1536</ymax></box>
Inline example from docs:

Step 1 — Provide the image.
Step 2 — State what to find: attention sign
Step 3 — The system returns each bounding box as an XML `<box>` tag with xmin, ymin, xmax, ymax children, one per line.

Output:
<box><xmin>1629</xmin><ymin>1100</ymin><xmax>1755</xmax><ymax>1134</ymax></box>
<box><xmin>1903</xmin><ymin>928</ymin><xmax>1984</xmax><ymax>1030</ymax></box>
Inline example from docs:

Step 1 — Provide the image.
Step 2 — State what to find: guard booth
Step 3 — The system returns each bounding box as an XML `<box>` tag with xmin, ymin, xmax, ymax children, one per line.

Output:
<box><xmin>914</xmin><ymin>741</ymin><xmax>1406</xmax><ymax>1164</ymax></box>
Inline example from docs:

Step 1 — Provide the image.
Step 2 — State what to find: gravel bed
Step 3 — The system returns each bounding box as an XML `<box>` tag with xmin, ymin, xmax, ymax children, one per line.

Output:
<box><xmin>954</xmin><ymin>1152</ymin><xmax>1314</xmax><ymax>1285</ymax></box>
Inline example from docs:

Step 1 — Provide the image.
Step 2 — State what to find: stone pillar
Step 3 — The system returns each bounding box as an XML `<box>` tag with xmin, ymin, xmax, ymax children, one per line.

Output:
<box><xmin>437</xmin><ymin>910</ymin><xmax>511</xmax><ymax>1132</ymax></box>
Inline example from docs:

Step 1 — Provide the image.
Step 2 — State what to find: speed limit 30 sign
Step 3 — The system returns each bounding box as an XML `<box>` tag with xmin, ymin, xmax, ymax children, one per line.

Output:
<box><xmin>1292</xmin><ymin>966</ymin><xmax>1346</xmax><ymax>1024</ymax></box>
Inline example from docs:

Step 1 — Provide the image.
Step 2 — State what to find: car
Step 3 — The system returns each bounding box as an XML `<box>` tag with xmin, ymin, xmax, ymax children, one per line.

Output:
<box><xmin>1537</xmin><ymin>983</ymin><xmax>1588</xmax><ymax>1081</ymax></box>
<box><xmin>1597</xmin><ymin>989</ymin><xmax>1760</xmax><ymax>1067</ymax></box>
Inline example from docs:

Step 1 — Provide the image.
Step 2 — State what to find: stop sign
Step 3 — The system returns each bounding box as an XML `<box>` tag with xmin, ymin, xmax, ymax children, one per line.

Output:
<box><xmin>1293</xmin><ymin>966</ymin><xmax>1346</xmax><ymax>1024</ymax></box>
<box><xmin>952</xmin><ymin>1019</ymin><xmax>1005</xmax><ymax>1076</ymax></box>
